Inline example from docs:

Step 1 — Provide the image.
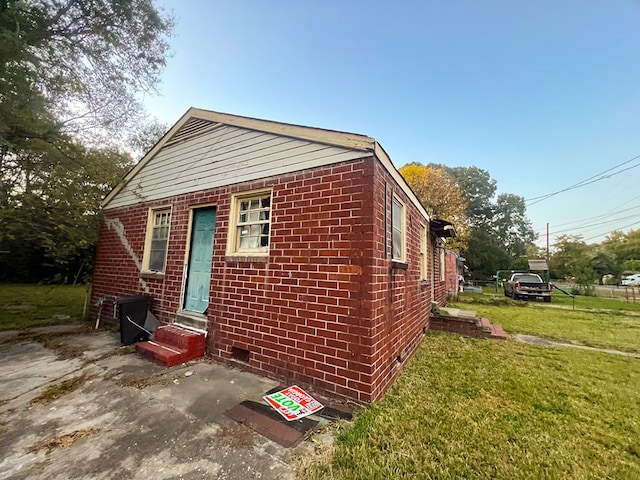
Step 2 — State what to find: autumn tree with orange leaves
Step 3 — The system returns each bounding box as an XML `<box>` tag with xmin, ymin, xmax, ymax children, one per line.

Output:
<box><xmin>399</xmin><ymin>163</ymin><xmax>470</xmax><ymax>250</ymax></box>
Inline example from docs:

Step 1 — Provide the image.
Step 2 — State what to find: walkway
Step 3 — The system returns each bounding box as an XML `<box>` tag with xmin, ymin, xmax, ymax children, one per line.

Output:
<box><xmin>515</xmin><ymin>334</ymin><xmax>640</xmax><ymax>359</ymax></box>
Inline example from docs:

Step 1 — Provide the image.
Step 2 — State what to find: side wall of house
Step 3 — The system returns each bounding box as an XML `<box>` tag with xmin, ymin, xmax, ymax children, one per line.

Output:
<box><xmin>367</xmin><ymin>161</ymin><xmax>434</xmax><ymax>402</ymax></box>
<box><xmin>445</xmin><ymin>250</ymin><xmax>459</xmax><ymax>296</ymax></box>
<box><xmin>433</xmin><ymin>240</ymin><xmax>448</xmax><ymax>306</ymax></box>
<box><xmin>91</xmin><ymin>157</ymin><xmax>376</xmax><ymax>402</ymax></box>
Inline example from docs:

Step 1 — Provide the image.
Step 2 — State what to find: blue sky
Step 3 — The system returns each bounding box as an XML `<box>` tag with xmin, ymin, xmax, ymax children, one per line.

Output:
<box><xmin>143</xmin><ymin>0</ymin><xmax>640</xmax><ymax>247</ymax></box>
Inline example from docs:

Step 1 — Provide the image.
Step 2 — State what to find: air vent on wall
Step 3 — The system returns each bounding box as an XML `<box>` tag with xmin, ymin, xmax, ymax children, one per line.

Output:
<box><xmin>165</xmin><ymin>118</ymin><xmax>221</xmax><ymax>146</ymax></box>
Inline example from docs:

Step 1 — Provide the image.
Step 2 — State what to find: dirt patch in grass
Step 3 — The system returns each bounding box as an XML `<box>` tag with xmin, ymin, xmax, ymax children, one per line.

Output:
<box><xmin>84</xmin><ymin>345</ymin><xmax>136</xmax><ymax>367</ymax></box>
<box><xmin>40</xmin><ymin>338</ymin><xmax>86</xmax><ymax>360</ymax></box>
<box><xmin>217</xmin><ymin>423</ymin><xmax>254</xmax><ymax>448</ymax></box>
<box><xmin>115</xmin><ymin>372</ymin><xmax>166</xmax><ymax>389</ymax></box>
<box><xmin>293</xmin><ymin>424</ymin><xmax>343</xmax><ymax>480</ymax></box>
<box><xmin>5</xmin><ymin>328</ymin><xmax>93</xmax><ymax>359</ymax></box>
<box><xmin>28</xmin><ymin>375</ymin><xmax>87</xmax><ymax>408</ymax></box>
<box><xmin>26</xmin><ymin>428</ymin><xmax>101</xmax><ymax>454</ymax></box>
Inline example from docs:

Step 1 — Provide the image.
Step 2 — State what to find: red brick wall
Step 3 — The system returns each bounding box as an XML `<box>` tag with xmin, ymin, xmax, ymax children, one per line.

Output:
<box><xmin>432</xmin><ymin>241</ymin><xmax>447</xmax><ymax>307</ymax></box>
<box><xmin>367</xmin><ymin>161</ymin><xmax>433</xmax><ymax>402</ymax></box>
<box><xmin>91</xmin><ymin>155</ymin><xmax>441</xmax><ymax>403</ymax></box>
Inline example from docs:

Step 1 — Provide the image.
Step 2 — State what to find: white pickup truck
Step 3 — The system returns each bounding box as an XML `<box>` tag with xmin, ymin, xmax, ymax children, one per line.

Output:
<box><xmin>503</xmin><ymin>273</ymin><xmax>553</xmax><ymax>302</ymax></box>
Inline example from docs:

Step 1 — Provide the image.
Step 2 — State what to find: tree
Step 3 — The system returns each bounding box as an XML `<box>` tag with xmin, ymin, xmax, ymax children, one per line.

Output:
<box><xmin>464</xmin><ymin>228</ymin><xmax>511</xmax><ymax>278</ymax></box>
<box><xmin>0</xmin><ymin>140</ymin><xmax>132</xmax><ymax>282</ymax></box>
<box><xmin>399</xmin><ymin>163</ymin><xmax>469</xmax><ymax>249</ymax></box>
<box><xmin>446</xmin><ymin>166</ymin><xmax>497</xmax><ymax>227</ymax></box>
<box><xmin>426</xmin><ymin>164</ymin><xmax>537</xmax><ymax>278</ymax></box>
<box><xmin>0</xmin><ymin>0</ymin><xmax>172</xmax><ymax>282</ymax></box>
<box><xmin>493</xmin><ymin>193</ymin><xmax>536</xmax><ymax>259</ymax></box>
<box><xmin>549</xmin><ymin>235</ymin><xmax>597</xmax><ymax>294</ymax></box>
<box><xmin>1</xmin><ymin>0</ymin><xmax>173</xmax><ymax>147</ymax></box>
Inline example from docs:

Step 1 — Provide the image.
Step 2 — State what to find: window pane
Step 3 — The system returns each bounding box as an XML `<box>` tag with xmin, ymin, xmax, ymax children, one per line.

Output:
<box><xmin>392</xmin><ymin>230</ymin><xmax>402</xmax><ymax>260</ymax></box>
<box><xmin>392</xmin><ymin>201</ymin><xmax>402</xmax><ymax>230</ymax></box>
<box><xmin>152</xmin><ymin>226</ymin><xmax>168</xmax><ymax>240</ymax></box>
<box><xmin>391</xmin><ymin>198</ymin><xmax>403</xmax><ymax>260</ymax></box>
<box><xmin>234</xmin><ymin>193</ymin><xmax>271</xmax><ymax>252</ymax></box>
<box><xmin>146</xmin><ymin>209</ymin><xmax>170</xmax><ymax>272</ymax></box>
<box><xmin>239</xmin><ymin>228</ymin><xmax>259</xmax><ymax>249</ymax></box>
<box><xmin>149</xmin><ymin>248</ymin><xmax>166</xmax><ymax>271</ymax></box>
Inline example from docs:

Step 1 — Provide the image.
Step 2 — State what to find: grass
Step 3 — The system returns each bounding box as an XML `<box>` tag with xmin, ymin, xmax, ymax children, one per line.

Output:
<box><xmin>300</xmin><ymin>333</ymin><xmax>640</xmax><ymax>479</ymax></box>
<box><xmin>451</xmin><ymin>292</ymin><xmax>640</xmax><ymax>354</ymax></box>
<box><xmin>0</xmin><ymin>284</ymin><xmax>88</xmax><ymax>331</ymax></box>
<box><xmin>28</xmin><ymin>375</ymin><xmax>88</xmax><ymax>408</ymax></box>
<box><xmin>298</xmin><ymin>292</ymin><xmax>640</xmax><ymax>479</ymax></box>
<box><xmin>26</xmin><ymin>428</ymin><xmax>101</xmax><ymax>454</ymax></box>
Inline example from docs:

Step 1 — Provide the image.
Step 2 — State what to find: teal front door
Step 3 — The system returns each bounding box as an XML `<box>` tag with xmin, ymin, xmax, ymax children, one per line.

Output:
<box><xmin>184</xmin><ymin>207</ymin><xmax>216</xmax><ymax>313</ymax></box>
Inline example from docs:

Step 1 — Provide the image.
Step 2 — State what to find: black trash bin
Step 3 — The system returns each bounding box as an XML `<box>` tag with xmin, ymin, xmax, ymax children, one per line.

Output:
<box><xmin>117</xmin><ymin>295</ymin><xmax>152</xmax><ymax>345</ymax></box>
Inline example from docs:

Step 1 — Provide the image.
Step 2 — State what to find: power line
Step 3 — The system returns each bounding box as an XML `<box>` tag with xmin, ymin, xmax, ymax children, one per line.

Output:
<box><xmin>582</xmin><ymin>220</ymin><xmax>640</xmax><ymax>242</ymax></box>
<box><xmin>525</xmin><ymin>154</ymin><xmax>640</xmax><ymax>206</ymax></box>
<box><xmin>533</xmin><ymin>203</ymin><xmax>640</xmax><ymax>234</ymax></box>
<box><xmin>547</xmin><ymin>212</ymin><xmax>640</xmax><ymax>237</ymax></box>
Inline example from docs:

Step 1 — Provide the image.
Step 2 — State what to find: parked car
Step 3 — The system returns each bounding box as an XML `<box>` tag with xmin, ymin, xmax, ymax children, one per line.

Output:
<box><xmin>504</xmin><ymin>272</ymin><xmax>553</xmax><ymax>302</ymax></box>
<box><xmin>621</xmin><ymin>273</ymin><xmax>640</xmax><ymax>286</ymax></box>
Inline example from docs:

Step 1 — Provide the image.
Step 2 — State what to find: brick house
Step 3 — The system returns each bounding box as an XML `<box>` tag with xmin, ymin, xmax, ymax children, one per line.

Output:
<box><xmin>445</xmin><ymin>249</ymin><xmax>462</xmax><ymax>296</ymax></box>
<box><xmin>91</xmin><ymin>108</ymin><xmax>456</xmax><ymax>403</ymax></box>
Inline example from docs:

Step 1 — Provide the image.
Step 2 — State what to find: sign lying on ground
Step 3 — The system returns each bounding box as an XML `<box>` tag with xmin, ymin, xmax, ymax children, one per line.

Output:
<box><xmin>263</xmin><ymin>385</ymin><xmax>324</xmax><ymax>421</ymax></box>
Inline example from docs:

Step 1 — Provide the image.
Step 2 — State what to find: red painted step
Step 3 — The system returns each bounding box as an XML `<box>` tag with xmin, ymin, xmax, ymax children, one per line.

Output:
<box><xmin>488</xmin><ymin>323</ymin><xmax>507</xmax><ymax>340</ymax></box>
<box><xmin>135</xmin><ymin>324</ymin><xmax>206</xmax><ymax>367</ymax></box>
<box><xmin>477</xmin><ymin>317</ymin><xmax>492</xmax><ymax>332</ymax></box>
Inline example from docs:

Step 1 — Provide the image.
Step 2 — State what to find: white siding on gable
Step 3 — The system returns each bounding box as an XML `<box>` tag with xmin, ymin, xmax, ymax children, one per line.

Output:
<box><xmin>107</xmin><ymin>125</ymin><xmax>368</xmax><ymax>210</ymax></box>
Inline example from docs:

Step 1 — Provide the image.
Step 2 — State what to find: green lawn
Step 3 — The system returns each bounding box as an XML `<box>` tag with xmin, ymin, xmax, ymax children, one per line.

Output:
<box><xmin>0</xmin><ymin>284</ymin><xmax>88</xmax><ymax>330</ymax></box>
<box><xmin>298</xmin><ymin>293</ymin><xmax>640</xmax><ymax>479</ymax></box>
<box><xmin>451</xmin><ymin>292</ymin><xmax>640</xmax><ymax>354</ymax></box>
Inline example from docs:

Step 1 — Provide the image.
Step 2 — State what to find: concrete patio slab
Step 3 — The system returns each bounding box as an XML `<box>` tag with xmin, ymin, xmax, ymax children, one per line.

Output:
<box><xmin>0</xmin><ymin>329</ymin><xmax>310</xmax><ymax>480</ymax></box>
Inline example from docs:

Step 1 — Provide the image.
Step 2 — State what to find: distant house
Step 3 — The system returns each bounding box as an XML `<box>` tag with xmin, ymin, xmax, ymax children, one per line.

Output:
<box><xmin>91</xmin><ymin>108</ymin><xmax>456</xmax><ymax>403</ymax></box>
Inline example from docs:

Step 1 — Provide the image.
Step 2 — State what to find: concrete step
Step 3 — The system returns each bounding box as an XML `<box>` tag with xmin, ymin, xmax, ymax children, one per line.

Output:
<box><xmin>477</xmin><ymin>317</ymin><xmax>492</xmax><ymax>332</ymax></box>
<box><xmin>135</xmin><ymin>340</ymin><xmax>187</xmax><ymax>367</ymax></box>
<box><xmin>135</xmin><ymin>325</ymin><xmax>206</xmax><ymax>367</ymax></box>
<box><xmin>175</xmin><ymin>312</ymin><xmax>208</xmax><ymax>331</ymax></box>
<box><xmin>154</xmin><ymin>324</ymin><xmax>206</xmax><ymax>352</ymax></box>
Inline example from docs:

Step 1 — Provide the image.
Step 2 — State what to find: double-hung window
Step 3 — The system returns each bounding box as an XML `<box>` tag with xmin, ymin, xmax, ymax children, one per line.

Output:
<box><xmin>229</xmin><ymin>190</ymin><xmax>271</xmax><ymax>255</ymax></box>
<box><xmin>143</xmin><ymin>207</ymin><xmax>171</xmax><ymax>272</ymax></box>
<box><xmin>391</xmin><ymin>196</ymin><xmax>405</xmax><ymax>262</ymax></box>
<box><xmin>420</xmin><ymin>225</ymin><xmax>428</xmax><ymax>280</ymax></box>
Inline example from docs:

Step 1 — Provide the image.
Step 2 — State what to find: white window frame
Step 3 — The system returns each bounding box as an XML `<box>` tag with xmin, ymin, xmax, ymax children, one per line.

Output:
<box><xmin>391</xmin><ymin>195</ymin><xmax>406</xmax><ymax>263</ymax></box>
<box><xmin>440</xmin><ymin>243</ymin><xmax>446</xmax><ymax>282</ymax></box>
<box><xmin>142</xmin><ymin>206</ymin><xmax>172</xmax><ymax>273</ymax></box>
<box><xmin>226</xmin><ymin>188</ymin><xmax>272</xmax><ymax>257</ymax></box>
<box><xmin>420</xmin><ymin>224</ymin><xmax>428</xmax><ymax>280</ymax></box>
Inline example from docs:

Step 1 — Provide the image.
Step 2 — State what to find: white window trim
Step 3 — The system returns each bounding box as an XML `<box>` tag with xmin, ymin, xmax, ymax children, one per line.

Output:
<box><xmin>420</xmin><ymin>224</ymin><xmax>428</xmax><ymax>281</ymax></box>
<box><xmin>391</xmin><ymin>194</ymin><xmax>406</xmax><ymax>263</ymax></box>
<box><xmin>439</xmin><ymin>242</ymin><xmax>446</xmax><ymax>282</ymax></box>
<box><xmin>142</xmin><ymin>206</ymin><xmax>172</xmax><ymax>274</ymax></box>
<box><xmin>226</xmin><ymin>188</ymin><xmax>273</xmax><ymax>257</ymax></box>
